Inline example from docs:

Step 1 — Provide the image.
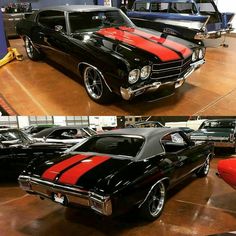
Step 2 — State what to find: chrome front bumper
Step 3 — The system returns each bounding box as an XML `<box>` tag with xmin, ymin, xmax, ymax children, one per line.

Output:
<box><xmin>120</xmin><ymin>59</ymin><xmax>204</xmax><ymax>101</ymax></box>
<box><xmin>18</xmin><ymin>175</ymin><xmax>112</xmax><ymax>216</ymax></box>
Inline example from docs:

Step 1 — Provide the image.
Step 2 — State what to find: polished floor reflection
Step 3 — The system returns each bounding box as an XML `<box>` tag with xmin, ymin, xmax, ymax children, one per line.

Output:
<box><xmin>0</xmin><ymin>157</ymin><xmax>236</xmax><ymax>236</ymax></box>
<box><xmin>0</xmin><ymin>37</ymin><xmax>236</xmax><ymax>115</ymax></box>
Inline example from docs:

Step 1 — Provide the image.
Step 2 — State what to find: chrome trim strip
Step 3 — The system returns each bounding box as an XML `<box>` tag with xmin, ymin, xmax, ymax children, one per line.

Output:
<box><xmin>78</xmin><ymin>62</ymin><xmax>112</xmax><ymax>92</ymax></box>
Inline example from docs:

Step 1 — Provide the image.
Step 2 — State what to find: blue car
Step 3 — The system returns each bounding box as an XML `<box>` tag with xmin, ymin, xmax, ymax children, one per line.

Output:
<box><xmin>127</xmin><ymin>0</ymin><xmax>234</xmax><ymax>47</ymax></box>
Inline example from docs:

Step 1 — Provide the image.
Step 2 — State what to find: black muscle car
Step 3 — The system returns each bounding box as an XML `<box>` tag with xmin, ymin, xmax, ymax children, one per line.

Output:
<box><xmin>19</xmin><ymin>128</ymin><xmax>213</xmax><ymax>220</ymax></box>
<box><xmin>0</xmin><ymin>128</ymin><xmax>68</xmax><ymax>178</ymax></box>
<box><xmin>16</xmin><ymin>5</ymin><xmax>205</xmax><ymax>103</ymax></box>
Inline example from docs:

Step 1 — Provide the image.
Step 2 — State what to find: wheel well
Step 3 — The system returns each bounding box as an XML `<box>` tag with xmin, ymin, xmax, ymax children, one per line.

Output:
<box><xmin>162</xmin><ymin>178</ymin><xmax>170</xmax><ymax>189</ymax></box>
<box><xmin>78</xmin><ymin>63</ymin><xmax>87</xmax><ymax>77</ymax></box>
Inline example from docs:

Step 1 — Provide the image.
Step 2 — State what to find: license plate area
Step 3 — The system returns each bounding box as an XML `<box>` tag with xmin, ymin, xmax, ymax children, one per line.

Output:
<box><xmin>53</xmin><ymin>193</ymin><xmax>67</xmax><ymax>205</ymax></box>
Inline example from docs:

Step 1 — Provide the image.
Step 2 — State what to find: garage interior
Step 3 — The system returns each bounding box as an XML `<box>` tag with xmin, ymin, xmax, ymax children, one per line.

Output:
<box><xmin>1</xmin><ymin>36</ymin><xmax>236</xmax><ymax>116</ymax></box>
<box><xmin>0</xmin><ymin>154</ymin><xmax>235</xmax><ymax>235</ymax></box>
<box><xmin>0</xmin><ymin>116</ymin><xmax>236</xmax><ymax>235</ymax></box>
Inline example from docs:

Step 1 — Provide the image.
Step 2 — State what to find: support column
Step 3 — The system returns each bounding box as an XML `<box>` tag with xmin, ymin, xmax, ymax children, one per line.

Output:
<box><xmin>0</xmin><ymin>11</ymin><xmax>8</xmax><ymax>59</ymax></box>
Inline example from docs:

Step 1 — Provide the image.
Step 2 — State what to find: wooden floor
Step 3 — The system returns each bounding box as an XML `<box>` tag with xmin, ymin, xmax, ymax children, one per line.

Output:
<box><xmin>0</xmin><ymin>37</ymin><xmax>236</xmax><ymax>115</ymax></box>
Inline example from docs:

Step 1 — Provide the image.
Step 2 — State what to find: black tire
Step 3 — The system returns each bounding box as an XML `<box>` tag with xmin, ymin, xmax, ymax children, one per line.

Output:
<box><xmin>139</xmin><ymin>181</ymin><xmax>166</xmax><ymax>221</ymax></box>
<box><xmin>24</xmin><ymin>36</ymin><xmax>41</xmax><ymax>61</ymax></box>
<box><xmin>196</xmin><ymin>156</ymin><xmax>210</xmax><ymax>177</ymax></box>
<box><xmin>83</xmin><ymin>66</ymin><xmax>113</xmax><ymax>104</ymax></box>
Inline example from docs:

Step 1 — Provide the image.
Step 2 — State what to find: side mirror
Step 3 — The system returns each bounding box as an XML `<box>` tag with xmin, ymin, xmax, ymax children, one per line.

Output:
<box><xmin>55</xmin><ymin>25</ymin><xmax>64</xmax><ymax>32</ymax></box>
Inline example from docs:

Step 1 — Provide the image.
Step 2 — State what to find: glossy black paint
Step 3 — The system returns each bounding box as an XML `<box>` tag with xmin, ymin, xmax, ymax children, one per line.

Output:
<box><xmin>21</xmin><ymin>128</ymin><xmax>213</xmax><ymax>215</ymax></box>
<box><xmin>16</xmin><ymin>5</ymin><xmax>203</xmax><ymax>100</ymax></box>
<box><xmin>0</xmin><ymin>128</ymin><xmax>68</xmax><ymax>178</ymax></box>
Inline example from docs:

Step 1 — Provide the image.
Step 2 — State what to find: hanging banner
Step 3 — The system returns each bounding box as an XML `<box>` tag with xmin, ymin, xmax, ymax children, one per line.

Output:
<box><xmin>0</xmin><ymin>11</ymin><xmax>8</xmax><ymax>59</ymax></box>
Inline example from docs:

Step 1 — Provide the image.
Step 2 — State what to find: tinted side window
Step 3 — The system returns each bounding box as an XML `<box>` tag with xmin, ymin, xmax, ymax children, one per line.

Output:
<box><xmin>38</xmin><ymin>10</ymin><xmax>66</xmax><ymax>31</ymax></box>
<box><xmin>161</xmin><ymin>132</ymin><xmax>188</xmax><ymax>153</ymax></box>
<box><xmin>151</xmin><ymin>3</ymin><xmax>168</xmax><ymax>13</ymax></box>
<box><xmin>134</xmin><ymin>2</ymin><xmax>150</xmax><ymax>11</ymax></box>
<box><xmin>169</xmin><ymin>3</ymin><xmax>197</xmax><ymax>14</ymax></box>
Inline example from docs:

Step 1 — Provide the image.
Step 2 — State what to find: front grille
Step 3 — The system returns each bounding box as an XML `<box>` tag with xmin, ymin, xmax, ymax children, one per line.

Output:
<box><xmin>151</xmin><ymin>56</ymin><xmax>192</xmax><ymax>81</ymax></box>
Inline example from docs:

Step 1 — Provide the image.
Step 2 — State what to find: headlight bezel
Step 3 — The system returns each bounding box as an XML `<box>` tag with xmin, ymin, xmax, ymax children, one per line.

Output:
<box><xmin>140</xmin><ymin>65</ymin><xmax>151</xmax><ymax>80</ymax></box>
<box><xmin>192</xmin><ymin>50</ymin><xmax>198</xmax><ymax>62</ymax></box>
<box><xmin>198</xmin><ymin>48</ymin><xmax>205</xmax><ymax>59</ymax></box>
<box><xmin>128</xmin><ymin>69</ymin><xmax>140</xmax><ymax>84</ymax></box>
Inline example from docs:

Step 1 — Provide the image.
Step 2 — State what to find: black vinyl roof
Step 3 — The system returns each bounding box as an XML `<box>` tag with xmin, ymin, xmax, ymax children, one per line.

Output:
<box><xmin>92</xmin><ymin>128</ymin><xmax>181</xmax><ymax>159</ymax></box>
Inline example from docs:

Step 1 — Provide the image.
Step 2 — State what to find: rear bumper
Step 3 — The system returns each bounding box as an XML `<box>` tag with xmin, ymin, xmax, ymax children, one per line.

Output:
<box><xmin>18</xmin><ymin>175</ymin><xmax>112</xmax><ymax>216</ymax></box>
<box><xmin>120</xmin><ymin>59</ymin><xmax>204</xmax><ymax>100</ymax></box>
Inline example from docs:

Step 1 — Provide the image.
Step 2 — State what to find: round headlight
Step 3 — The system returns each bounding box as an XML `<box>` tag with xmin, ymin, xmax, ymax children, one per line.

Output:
<box><xmin>192</xmin><ymin>50</ymin><xmax>198</xmax><ymax>62</ymax></box>
<box><xmin>128</xmin><ymin>69</ymin><xmax>140</xmax><ymax>84</ymax></box>
<box><xmin>140</xmin><ymin>65</ymin><xmax>151</xmax><ymax>80</ymax></box>
<box><xmin>198</xmin><ymin>48</ymin><xmax>205</xmax><ymax>59</ymax></box>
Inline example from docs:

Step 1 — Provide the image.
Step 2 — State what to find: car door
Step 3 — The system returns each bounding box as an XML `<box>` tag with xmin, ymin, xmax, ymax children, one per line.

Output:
<box><xmin>161</xmin><ymin>131</ymin><xmax>204</xmax><ymax>184</ymax></box>
<box><xmin>34</xmin><ymin>10</ymin><xmax>77</xmax><ymax>71</ymax></box>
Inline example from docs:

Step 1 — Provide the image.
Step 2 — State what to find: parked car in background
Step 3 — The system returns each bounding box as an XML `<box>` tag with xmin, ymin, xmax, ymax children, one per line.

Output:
<box><xmin>190</xmin><ymin>119</ymin><xmax>236</xmax><ymax>152</ymax></box>
<box><xmin>21</xmin><ymin>124</ymin><xmax>59</xmax><ymax>135</ymax></box>
<box><xmin>19</xmin><ymin>128</ymin><xmax>213</xmax><ymax>220</ymax></box>
<box><xmin>16</xmin><ymin>5</ymin><xmax>205</xmax><ymax>103</ymax></box>
<box><xmin>217</xmin><ymin>158</ymin><xmax>236</xmax><ymax>189</ymax></box>
<box><xmin>127</xmin><ymin>0</ymin><xmax>234</xmax><ymax>47</ymax></box>
<box><xmin>178</xmin><ymin>127</ymin><xmax>195</xmax><ymax>134</ymax></box>
<box><xmin>33</xmin><ymin>126</ymin><xmax>97</xmax><ymax>145</ymax></box>
<box><xmin>0</xmin><ymin>128</ymin><xmax>68</xmax><ymax>178</ymax></box>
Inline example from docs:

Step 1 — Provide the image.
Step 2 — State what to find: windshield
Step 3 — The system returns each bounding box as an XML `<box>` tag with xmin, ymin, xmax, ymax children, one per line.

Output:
<box><xmin>69</xmin><ymin>10</ymin><xmax>133</xmax><ymax>33</ymax></box>
<box><xmin>72</xmin><ymin>135</ymin><xmax>144</xmax><ymax>158</ymax></box>
<box><xmin>201</xmin><ymin>121</ymin><xmax>235</xmax><ymax>129</ymax></box>
<box><xmin>83</xmin><ymin>127</ymin><xmax>97</xmax><ymax>136</ymax></box>
<box><xmin>0</xmin><ymin>130</ymin><xmax>29</xmax><ymax>142</ymax></box>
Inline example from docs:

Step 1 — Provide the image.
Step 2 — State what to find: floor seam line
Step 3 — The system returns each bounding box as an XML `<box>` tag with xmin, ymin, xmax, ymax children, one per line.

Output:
<box><xmin>0</xmin><ymin>194</ymin><xmax>29</xmax><ymax>206</ymax></box>
<box><xmin>175</xmin><ymin>199</ymin><xmax>236</xmax><ymax>214</ymax></box>
<box><xmin>3</xmin><ymin>67</ymin><xmax>49</xmax><ymax>115</ymax></box>
<box><xmin>192</xmin><ymin>88</ymin><xmax>236</xmax><ymax>115</ymax></box>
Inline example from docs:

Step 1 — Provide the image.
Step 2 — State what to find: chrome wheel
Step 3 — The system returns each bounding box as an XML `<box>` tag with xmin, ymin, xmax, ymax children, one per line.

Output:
<box><xmin>148</xmin><ymin>182</ymin><xmax>165</xmax><ymax>217</ymax></box>
<box><xmin>203</xmin><ymin>157</ymin><xmax>210</xmax><ymax>175</ymax></box>
<box><xmin>84</xmin><ymin>67</ymin><xmax>103</xmax><ymax>100</ymax></box>
<box><xmin>196</xmin><ymin>155</ymin><xmax>210</xmax><ymax>177</ymax></box>
<box><xmin>25</xmin><ymin>37</ymin><xmax>34</xmax><ymax>58</ymax></box>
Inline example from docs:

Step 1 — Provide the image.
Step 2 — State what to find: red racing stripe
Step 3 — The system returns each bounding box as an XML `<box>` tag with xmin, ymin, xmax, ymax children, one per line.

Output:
<box><xmin>42</xmin><ymin>154</ymin><xmax>89</xmax><ymax>181</ymax></box>
<box><xmin>118</xmin><ymin>26</ymin><xmax>192</xmax><ymax>58</ymax></box>
<box><xmin>97</xmin><ymin>27</ymin><xmax>180</xmax><ymax>62</ymax></box>
<box><xmin>58</xmin><ymin>155</ymin><xmax>111</xmax><ymax>185</ymax></box>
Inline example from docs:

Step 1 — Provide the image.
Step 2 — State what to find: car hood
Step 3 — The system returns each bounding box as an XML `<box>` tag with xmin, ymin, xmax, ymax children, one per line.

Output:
<box><xmin>191</xmin><ymin>129</ymin><xmax>234</xmax><ymax>140</ymax></box>
<box><xmin>72</xmin><ymin>26</ymin><xmax>194</xmax><ymax>65</ymax></box>
<box><xmin>30</xmin><ymin>152</ymin><xmax>133</xmax><ymax>192</ymax></box>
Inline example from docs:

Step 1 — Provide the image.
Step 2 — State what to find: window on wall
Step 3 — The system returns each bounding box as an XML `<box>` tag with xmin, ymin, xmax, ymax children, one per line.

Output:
<box><xmin>65</xmin><ymin>116</ymin><xmax>89</xmax><ymax>126</ymax></box>
<box><xmin>0</xmin><ymin>116</ymin><xmax>18</xmax><ymax>128</ymax></box>
<box><xmin>29</xmin><ymin>116</ymin><xmax>54</xmax><ymax>125</ymax></box>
